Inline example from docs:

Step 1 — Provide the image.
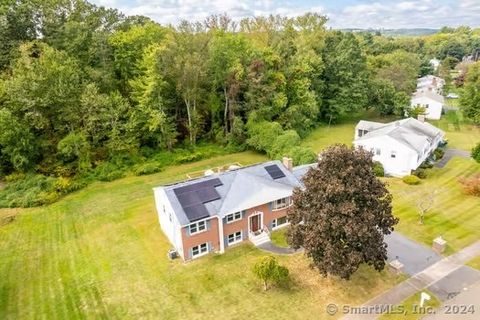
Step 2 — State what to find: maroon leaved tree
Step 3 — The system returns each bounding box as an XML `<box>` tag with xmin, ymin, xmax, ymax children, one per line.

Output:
<box><xmin>287</xmin><ymin>144</ymin><xmax>398</xmax><ymax>280</ymax></box>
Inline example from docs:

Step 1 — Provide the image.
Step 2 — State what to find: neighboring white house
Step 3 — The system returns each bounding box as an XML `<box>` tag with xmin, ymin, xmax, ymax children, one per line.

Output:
<box><xmin>416</xmin><ymin>75</ymin><xmax>445</xmax><ymax>95</ymax></box>
<box><xmin>429</xmin><ymin>58</ymin><xmax>440</xmax><ymax>71</ymax></box>
<box><xmin>410</xmin><ymin>90</ymin><xmax>444</xmax><ymax>120</ymax></box>
<box><xmin>353</xmin><ymin>118</ymin><xmax>445</xmax><ymax>177</ymax></box>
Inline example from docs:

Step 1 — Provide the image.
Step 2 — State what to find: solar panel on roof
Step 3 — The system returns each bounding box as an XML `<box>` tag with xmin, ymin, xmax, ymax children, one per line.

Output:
<box><xmin>265</xmin><ymin>164</ymin><xmax>286</xmax><ymax>179</ymax></box>
<box><xmin>183</xmin><ymin>204</ymin><xmax>210</xmax><ymax>222</ymax></box>
<box><xmin>176</xmin><ymin>191</ymin><xmax>201</xmax><ymax>207</ymax></box>
<box><xmin>173</xmin><ymin>178</ymin><xmax>224</xmax><ymax>222</ymax></box>
<box><xmin>197</xmin><ymin>187</ymin><xmax>221</xmax><ymax>203</ymax></box>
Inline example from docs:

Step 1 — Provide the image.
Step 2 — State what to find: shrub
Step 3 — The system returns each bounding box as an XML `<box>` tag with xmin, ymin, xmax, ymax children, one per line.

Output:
<box><xmin>402</xmin><ymin>175</ymin><xmax>421</xmax><ymax>185</ymax></box>
<box><xmin>472</xmin><ymin>143</ymin><xmax>480</xmax><ymax>163</ymax></box>
<box><xmin>92</xmin><ymin>162</ymin><xmax>125</xmax><ymax>182</ymax></box>
<box><xmin>269</xmin><ymin>130</ymin><xmax>301</xmax><ymax>158</ymax></box>
<box><xmin>434</xmin><ymin>148</ymin><xmax>445</xmax><ymax>160</ymax></box>
<box><xmin>4</xmin><ymin>172</ymin><xmax>26</xmax><ymax>183</ymax></box>
<box><xmin>412</xmin><ymin>168</ymin><xmax>428</xmax><ymax>179</ymax></box>
<box><xmin>460</xmin><ymin>175</ymin><xmax>480</xmax><ymax>196</ymax></box>
<box><xmin>252</xmin><ymin>256</ymin><xmax>289</xmax><ymax>291</ymax></box>
<box><xmin>419</xmin><ymin>161</ymin><xmax>434</xmax><ymax>169</ymax></box>
<box><xmin>373</xmin><ymin>161</ymin><xmax>384</xmax><ymax>177</ymax></box>
<box><xmin>133</xmin><ymin>162</ymin><xmax>163</xmax><ymax>176</ymax></box>
<box><xmin>288</xmin><ymin>146</ymin><xmax>317</xmax><ymax>165</ymax></box>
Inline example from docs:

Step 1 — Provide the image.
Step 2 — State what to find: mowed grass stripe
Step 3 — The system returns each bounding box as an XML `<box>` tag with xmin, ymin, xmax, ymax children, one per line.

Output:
<box><xmin>391</xmin><ymin>157</ymin><xmax>480</xmax><ymax>254</ymax></box>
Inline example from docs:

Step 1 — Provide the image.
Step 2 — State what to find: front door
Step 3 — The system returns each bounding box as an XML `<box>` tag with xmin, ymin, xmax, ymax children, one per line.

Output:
<box><xmin>250</xmin><ymin>214</ymin><xmax>260</xmax><ymax>233</ymax></box>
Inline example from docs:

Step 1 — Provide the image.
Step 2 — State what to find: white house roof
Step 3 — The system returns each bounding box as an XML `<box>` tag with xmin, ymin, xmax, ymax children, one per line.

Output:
<box><xmin>412</xmin><ymin>90</ymin><xmax>445</xmax><ymax>104</ymax></box>
<box><xmin>355</xmin><ymin>118</ymin><xmax>444</xmax><ymax>154</ymax></box>
<box><xmin>156</xmin><ymin>160</ymin><xmax>303</xmax><ymax>226</ymax></box>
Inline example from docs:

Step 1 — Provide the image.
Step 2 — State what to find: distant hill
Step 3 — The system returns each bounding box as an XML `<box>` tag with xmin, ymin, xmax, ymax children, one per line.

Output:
<box><xmin>341</xmin><ymin>28</ymin><xmax>439</xmax><ymax>36</ymax></box>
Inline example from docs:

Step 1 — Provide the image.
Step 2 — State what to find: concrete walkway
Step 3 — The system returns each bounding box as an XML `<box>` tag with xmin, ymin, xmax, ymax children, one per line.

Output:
<box><xmin>342</xmin><ymin>241</ymin><xmax>480</xmax><ymax>320</ymax></box>
<box><xmin>256</xmin><ymin>241</ymin><xmax>303</xmax><ymax>255</ymax></box>
<box><xmin>436</xmin><ymin>148</ymin><xmax>471</xmax><ymax>168</ymax></box>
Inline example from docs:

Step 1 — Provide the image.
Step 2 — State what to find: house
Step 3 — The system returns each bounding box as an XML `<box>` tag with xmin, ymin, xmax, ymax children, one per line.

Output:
<box><xmin>429</xmin><ymin>58</ymin><xmax>440</xmax><ymax>71</ymax></box>
<box><xmin>153</xmin><ymin>158</ymin><xmax>313</xmax><ymax>261</ymax></box>
<box><xmin>410</xmin><ymin>90</ymin><xmax>444</xmax><ymax>120</ymax></box>
<box><xmin>416</xmin><ymin>75</ymin><xmax>445</xmax><ymax>95</ymax></box>
<box><xmin>353</xmin><ymin>118</ymin><xmax>445</xmax><ymax>177</ymax></box>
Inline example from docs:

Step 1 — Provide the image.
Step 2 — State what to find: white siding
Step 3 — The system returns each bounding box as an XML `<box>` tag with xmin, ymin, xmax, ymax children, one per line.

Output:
<box><xmin>410</xmin><ymin>96</ymin><xmax>443</xmax><ymax>120</ymax></box>
<box><xmin>153</xmin><ymin>188</ymin><xmax>183</xmax><ymax>257</ymax></box>
<box><xmin>354</xmin><ymin>136</ymin><xmax>418</xmax><ymax>177</ymax></box>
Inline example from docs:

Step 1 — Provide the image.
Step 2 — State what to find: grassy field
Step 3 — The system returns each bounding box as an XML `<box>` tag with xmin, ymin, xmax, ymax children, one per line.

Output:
<box><xmin>430</xmin><ymin>111</ymin><xmax>480</xmax><ymax>151</ymax></box>
<box><xmin>0</xmin><ymin>151</ymin><xmax>406</xmax><ymax>320</ymax></box>
<box><xmin>379</xmin><ymin>290</ymin><xmax>440</xmax><ymax>320</ymax></box>
<box><xmin>270</xmin><ymin>228</ymin><xmax>289</xmax><ymax>248</ymax></box>
<box><xmin>300</xmin><ymin>111</ymin><xmax>397</xmax><ymax>153</ymax></box>
<box><xmin>467</xmin><ymin>256</ymin><xmax>480</xmax><ymax>270</ymax></box>
<box><xmin>389</xmin><ymin>157</ymin><xmax>480</xmax><ymax>255</ymax></box>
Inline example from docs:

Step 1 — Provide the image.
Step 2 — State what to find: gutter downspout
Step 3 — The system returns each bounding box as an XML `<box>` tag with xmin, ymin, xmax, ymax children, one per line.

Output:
<box><xmin>217</xmin><ymin>216</ymin><xmax>225</xmax><ymax>254</ymax></box>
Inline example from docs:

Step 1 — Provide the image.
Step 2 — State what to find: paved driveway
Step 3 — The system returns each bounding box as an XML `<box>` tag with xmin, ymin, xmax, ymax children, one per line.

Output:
<box><xmin>385</xmin><ymin>232</ymin><xmax>441</xmax><ymax>276</ymax></box>
<box><xmin>436</xmin><ymin>148</ymin><xmax>471</xmax><ymax>168</ymax></box>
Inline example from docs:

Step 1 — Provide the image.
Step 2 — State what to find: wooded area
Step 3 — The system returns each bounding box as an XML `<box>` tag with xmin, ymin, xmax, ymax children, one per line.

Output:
<box><xmin>1</xmin><ymin>0</ymin><xmax>480</xmax><ymax>207</ymax></box>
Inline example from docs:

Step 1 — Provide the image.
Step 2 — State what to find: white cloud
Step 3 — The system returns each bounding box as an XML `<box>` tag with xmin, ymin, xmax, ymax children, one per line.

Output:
<box><xmin>89</xmin><ymin>0</ymin><xmax>480</xmax><ymax>29</ymax></box>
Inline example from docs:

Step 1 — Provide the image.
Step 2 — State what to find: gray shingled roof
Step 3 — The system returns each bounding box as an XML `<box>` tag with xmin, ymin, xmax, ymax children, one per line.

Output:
<box><xmin>412</xmin><ymin>90</ymin><xmax>445</xmax><ymax>103</ymax></box>
<box><xmin>156</xmin><ymin>160</ymin><xmax>303</xmax><ymax>226</ymax></box>
<box><xmin>355</xmin><ymin>118</ymin><xmax>444</xmax><ymax>154</ymax></box>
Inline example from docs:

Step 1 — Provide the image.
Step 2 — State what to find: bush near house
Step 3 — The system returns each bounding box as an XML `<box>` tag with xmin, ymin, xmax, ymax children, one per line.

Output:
<box><xmin>459</xmin><ymin>175</ymin><xmax>480</xmax><ymax>196</ymax></box>
<box><xmin>472</xmin><ymin>143</ymin><xmax>480</xmax><ymax>163</ymax></box>
<box><xmin>434</xmin><ymin>148</ymin><xmax>445</xmax><ymax>160</ymax></box>
<box><xmin>412</xmin><ymin>168</ymin><xmax>428</xmax><ymax>179</ymax></box>
<box><xmin>403</xmin><ymin>175</ymin><xmax>421</xmax><ymax>185</ymax></box>
<box><xmin>373</xmin><ymin>161</ymin><xmax>385</xmax><ymax>177</ymax></box>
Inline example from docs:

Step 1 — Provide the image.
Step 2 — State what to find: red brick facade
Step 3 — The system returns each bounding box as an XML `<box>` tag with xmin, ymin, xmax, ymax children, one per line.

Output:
<box><xmin>181</xmin><ymin>200</ymin><xmax>290</xmax><ymax>261</ymax></box>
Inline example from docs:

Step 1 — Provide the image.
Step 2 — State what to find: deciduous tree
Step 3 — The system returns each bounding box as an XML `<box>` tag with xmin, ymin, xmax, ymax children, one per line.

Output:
<box><xmin>287</xmin><ymin>144</ymin><xmax>397</xmax><ymax>280</ymax></box>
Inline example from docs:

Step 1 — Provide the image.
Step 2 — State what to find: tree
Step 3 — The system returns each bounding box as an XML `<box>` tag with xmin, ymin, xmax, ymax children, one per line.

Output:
<box><xmin>287</xmin><ymin>144</ymin><xmax>397</xmax><ymax>280</ymax></box>
<box><xmin>321</xmin><ymin>31</ymin><xmax>368</xmax><ymax>121</ymax></box>
<box><xmin>406</xmin><ymin>105</ymin><xmax>427</xmax><ymax>118</ymax></box>
<box><xmin>252</xmin><ymin>256</ymin><xmax>289</xmax><ymax>291</ymax></box>
<box><xmin>460</xmin><ymin>62</ymin><xmax>480</xmax><ymax>124</ymax></box>
<box><xmin>57</xmin><ymin>132</ymin><xmax>91</xmax><ymax>172</ymax></box>
<box><xmin>399</xmin><ymin>188</ymin><xmax>446</xmax><ymax>224</ymax></box>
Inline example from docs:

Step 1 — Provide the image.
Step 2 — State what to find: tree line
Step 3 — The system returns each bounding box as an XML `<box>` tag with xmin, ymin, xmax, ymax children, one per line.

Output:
<box><xmin>0</xmin><ymin>0</ymin><xmax>479</xmax><ymax>205</ymax></box>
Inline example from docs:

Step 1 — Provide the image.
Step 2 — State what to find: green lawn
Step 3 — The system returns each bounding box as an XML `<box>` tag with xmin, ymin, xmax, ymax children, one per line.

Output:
<box><xmin>430</xmin><ymin>111</ymin><xmax>480</xmax><ymax>151</ymax></box>
<box><xmin>300</xmin><ymin>111</ymin><xmax>398</xmax><ymax>153</ymax></box>
<box><xmin>389</xmin><ymin>157</ymin><xmax>480</xmax><ymax>255</ymax></box>
<box><xmin>270</xmin><ymin>228</ymin><xmax>289</xmax><ymax>248</ymax></box>
<box><xmin>379</xmin><ymin>290</ymin><xmax>440</xmax><ymax>320</ymax></box>
<box><xmin>0</xmin><ymin>151</ymin><xmax>405</xmax><ymax>319</ymax></box>
<box><xmin>467</xmin><ymin>256</ymin><xmax>480</xmax><ymax>270</ymax></box>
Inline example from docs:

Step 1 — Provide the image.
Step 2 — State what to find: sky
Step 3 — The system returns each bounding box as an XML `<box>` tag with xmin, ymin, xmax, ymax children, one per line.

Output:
<box><xmin>90</xmin><ymin>0</ymin><xmax>480</xmax><ymax>29</ymax></box>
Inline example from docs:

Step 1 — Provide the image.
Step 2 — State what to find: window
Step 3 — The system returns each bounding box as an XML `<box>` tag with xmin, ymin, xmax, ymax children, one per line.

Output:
<box><xmin>225</xmin><ymin>211</ymin><xmax>242</xmax><ymax>224</ymax></box>
<box><xmin>272</xmin><ymin>197</ymin><xmax>292</xmax><ymax>211</ymax></box>
<box><xmin>358</xmin><ymin>129</ymin><xmax>369</xmax><ymax>137</ymax></box>
<box><xmin>375</xmin><ymin>148</ymin><xmax>381</xmax><ymax>156</ymax></box>
<box><xmin>228</xmin><ymin>231</ymin><xmax>242</xmax><ymax>245</ymax></box>
<box><xmin>189</xmin><ymin>220</ymin><xmax>207</xmax><ymax>235</ymax></box>
<box><xmin>390</xmin><ymin>151</ymin><xmax>396</xmax><ymax>158</ymax></box>
<box><xmin>191</xmin><ymin>243</ymin><xmax>208</xmax><ymax>258</ymax></box>
<box><xmin>272</xmin><ymin>216</ymin><xmax>288</xmax><ymax>228</ymax></box>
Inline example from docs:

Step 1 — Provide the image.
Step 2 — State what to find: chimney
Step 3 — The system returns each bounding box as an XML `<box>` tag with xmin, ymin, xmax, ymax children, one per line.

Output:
<box><xmin>282</xmin><ymin>157</ymin><xmax>293</xmax><ymax>171</ymax></box>
<box><xmin>418</xmin><ymin>115</ymin><xmax>425</xmax><ymax>122</ymax></box>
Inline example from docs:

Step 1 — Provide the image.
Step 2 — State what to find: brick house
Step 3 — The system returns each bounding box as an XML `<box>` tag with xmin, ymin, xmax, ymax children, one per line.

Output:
<box><xmin>153</xmin><ymin>158</ymin><xmax>314</xmax><ymax>261</ymax></box>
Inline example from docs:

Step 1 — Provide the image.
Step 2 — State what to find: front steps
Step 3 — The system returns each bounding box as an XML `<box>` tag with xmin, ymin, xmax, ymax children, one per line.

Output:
<box><xmin>249</xmin><ymin>231</ymin><xmax>270</xmax><ymax>246</ymax></box>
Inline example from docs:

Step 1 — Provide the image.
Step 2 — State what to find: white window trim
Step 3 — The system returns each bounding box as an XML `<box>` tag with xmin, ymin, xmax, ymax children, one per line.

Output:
<box><xmin>272</xmin><ymin>197</ymin><xmax>293</xmax><ymax>211</ymax></box>
<box><xmin>225</xmin><ymin>211</ymin><xmax>242</xmax><ymax>224</ymax></box>
<box><xmin>227</xmin><ymin>231</ymin><xmax>242</xmax><ymax>245</ymax></box>
<box><xmin>188</xmin><ymin>220</ymin><xmax>207</xmax><ymax>236</ymax></box>
<box><xmin>191</xmin><ymin>242</ymin><xmax>209</xmax><ymax>259</ymax></box>
<box><xmin>272</xmin><ymin>217</ymin><xmax>290</xmax><ymax>230</ymax></box>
